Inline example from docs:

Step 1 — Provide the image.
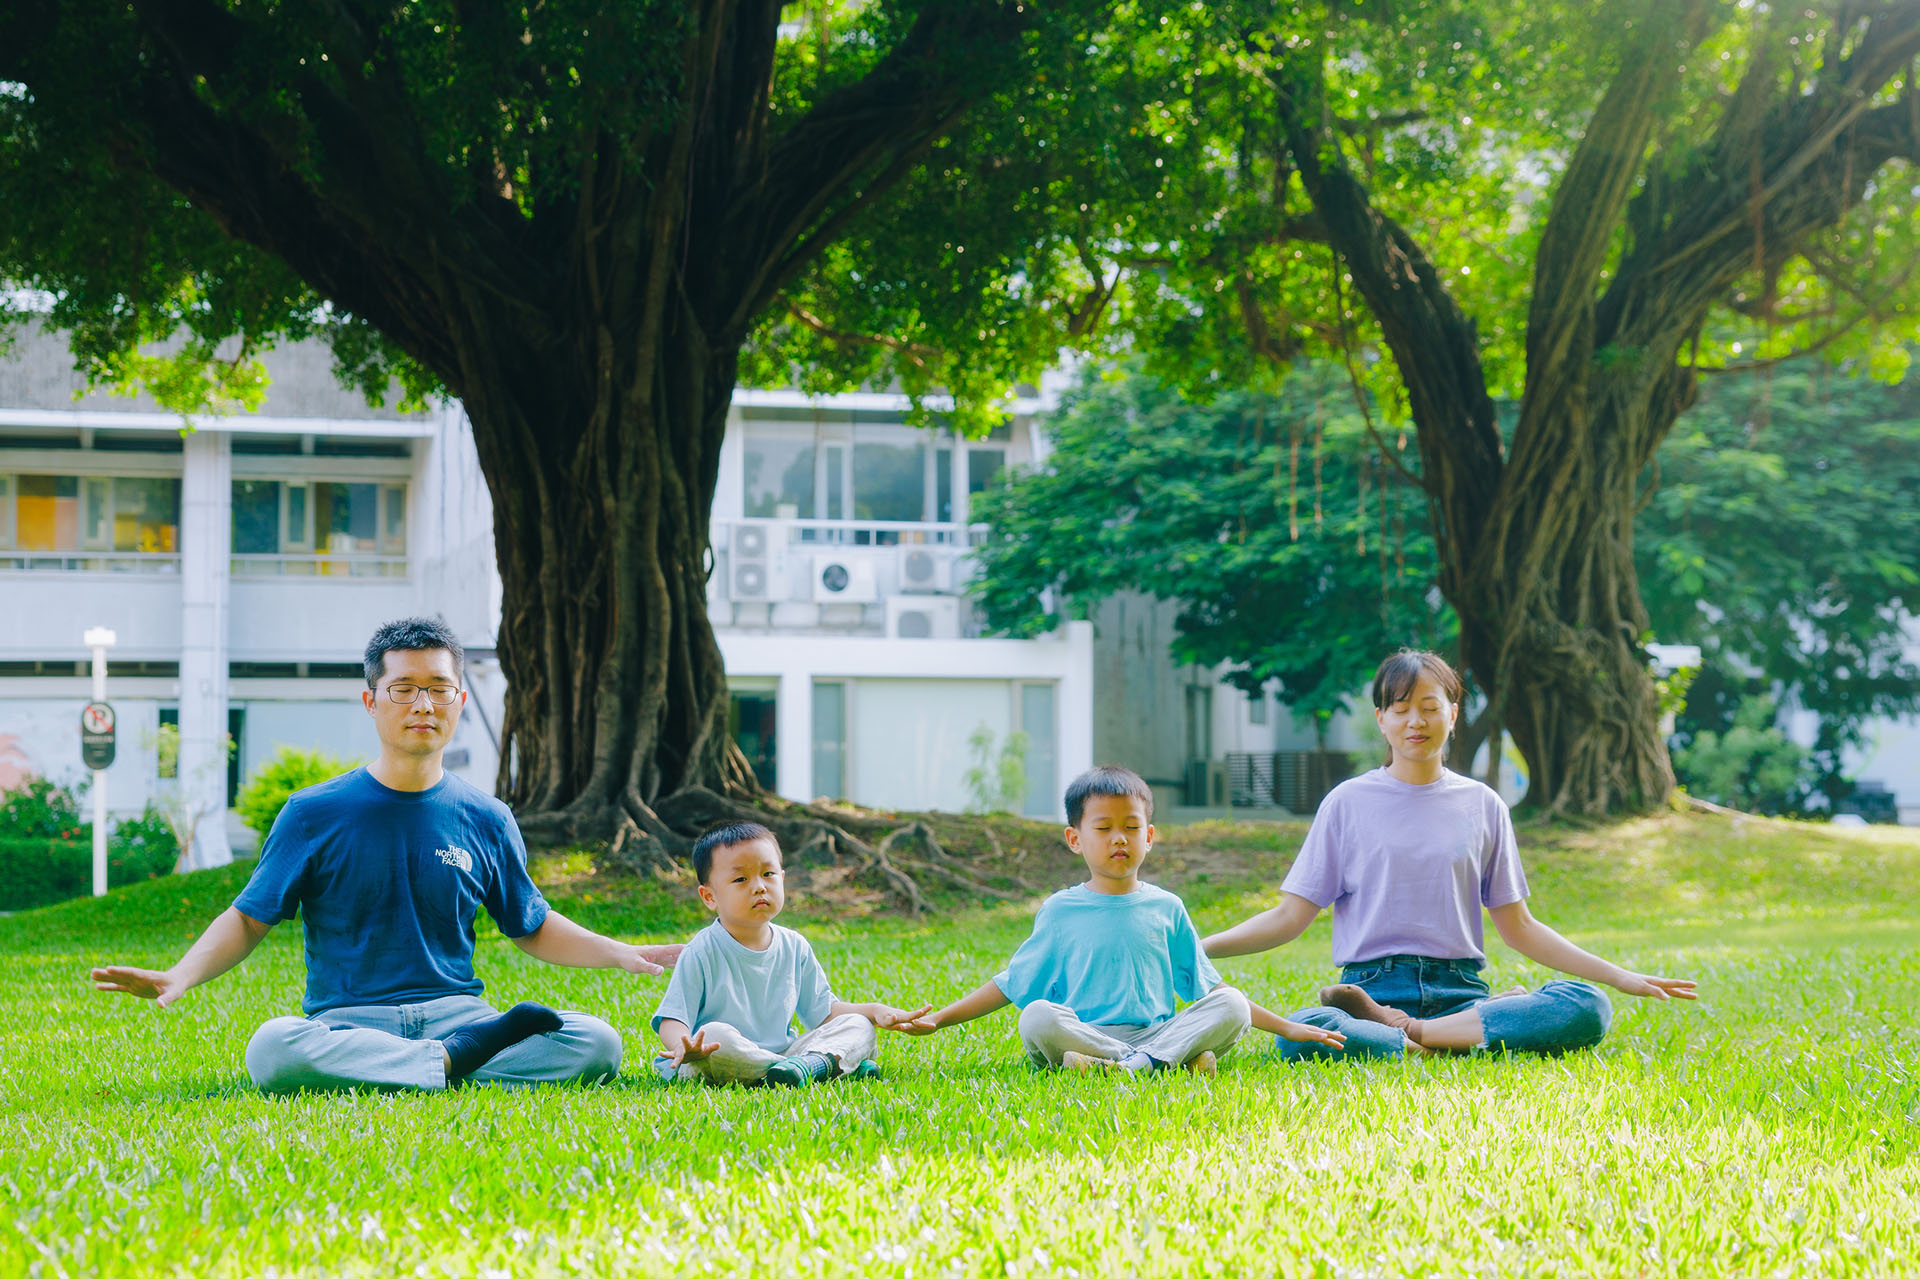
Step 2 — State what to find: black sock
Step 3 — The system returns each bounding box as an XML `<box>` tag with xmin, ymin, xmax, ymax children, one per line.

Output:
<box><xmin>441</xmin><ymin>1002</ymin><xmax>564</xmax><ymax>1081</ymax></box>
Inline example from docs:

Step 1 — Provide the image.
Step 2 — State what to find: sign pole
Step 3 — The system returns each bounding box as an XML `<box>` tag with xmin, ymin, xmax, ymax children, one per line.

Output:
<box><xmin>83</xmin><ymin>627</ymin><xmax>117</xmax><ymax>898</ymax></box>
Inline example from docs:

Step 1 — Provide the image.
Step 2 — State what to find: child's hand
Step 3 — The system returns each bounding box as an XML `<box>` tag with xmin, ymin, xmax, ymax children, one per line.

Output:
<box><xmin>1273</xmin><ymin>1018</ymin><xmax>1346</xmax><ymax>1049</ymax></box>
<box><xmin>1615</xmin><ymin>973</ymin><xmax>1697</xmax><ymax>1000</ymax></box>
<box><xmin>666</xmin><ymin>1029</ymin><xmax>720</xmax><ymax>1068</ymax></box>
<box><xmin>890</xmin><ymin>1014</ymin><xmax>944</xmax><ymax>1037</ymax></box>
<box><xmin>870</xmin><ymin>1004</ymin><xmax>935</xmax><ymax>1033</ymax></box>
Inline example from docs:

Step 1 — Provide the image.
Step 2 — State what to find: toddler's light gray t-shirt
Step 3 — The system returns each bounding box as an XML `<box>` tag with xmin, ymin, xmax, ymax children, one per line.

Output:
<box><xmin>650</xmin><ymin>920</ymin><xmax>836</xmax><ymax>1053</ymax></box>
<box><xmin>1281</xmin><ymin>767</ymin><xmax>1528</xmax><ymax>966</ymax></box>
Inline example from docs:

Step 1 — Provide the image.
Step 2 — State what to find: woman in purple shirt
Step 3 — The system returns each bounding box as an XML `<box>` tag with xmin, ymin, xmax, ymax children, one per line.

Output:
<box><xmin>1204</xmin><ymin>650</ymin><xmax>1696</xmax><ymax>1059</ymax></box>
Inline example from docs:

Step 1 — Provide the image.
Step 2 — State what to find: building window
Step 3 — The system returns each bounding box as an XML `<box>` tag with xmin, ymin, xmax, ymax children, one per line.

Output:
<box><xmin>1249</xmin><ymin>689</ymin><xmax>1269</xmax><ymax>725</ymax></box>
<box><xmin>811</xmin><ymin>680</ymin><xmax>847</xmax><ymax>800</ymax></box>
<box><xmin>231</xmin><ymin>479</ymin><xmax>407</xmax><ymax>575</ymax></box>
<box><xmin>1016</xmin><ymin>681</ymin><xmax>1057</xmax><ymax>820</ymax></box>
<box><xmin>729</xmin><ymin>691</ymin><xmax>777</xmax><ymax>790</ymax></box>
<box><xmin>740</xmin><ymin>421</ymin><xmax>1000</xmax><ymax>528</ymax></box>
<box><xmin>851</xmin><ymin>439</ymin><xmax>926</xmax><ymax>521</ymax></box>
<box><xmin>1</xmin><ymin>473</ymin><xmax>181</xmax><ymax>569</ymax></box>
<box><xmin>742</xmin><ymin>436</ymin><xmax>815</xmax><ymax>518</ymax></box>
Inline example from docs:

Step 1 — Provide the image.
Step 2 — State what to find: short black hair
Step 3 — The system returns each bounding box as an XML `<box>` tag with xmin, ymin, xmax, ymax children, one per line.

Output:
<box><xmin>1371</xmin><ymin>649</ymin><xmax>1463</xmax><ymax>710</ymax></box>
<box><xmin>691</xmin><ymin>821</ymin><xmax>778</xmax><ymax>885</ymax></box>
<box><xmin>1064</xmin><ymin>765</ymin><xmax>1154</xmax><ymax>827</ymax></box>
<box><xmin>364</xmin><ymin>616</ymin><xmax>465</xmax><ymax>688</ymax></box>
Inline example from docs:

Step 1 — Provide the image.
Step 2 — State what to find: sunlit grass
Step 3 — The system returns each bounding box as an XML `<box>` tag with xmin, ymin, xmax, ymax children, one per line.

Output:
<box><xmin>3</xmin><ymin>811</ymin><xmax>1917</xmax><ymax>1277</ymax></box>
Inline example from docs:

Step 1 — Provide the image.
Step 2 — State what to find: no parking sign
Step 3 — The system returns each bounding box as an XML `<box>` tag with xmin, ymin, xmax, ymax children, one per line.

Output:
<box><xmin>81</xmin><ymin>701</ymin><xmax>116</xmax><ymax>770</ymax></box>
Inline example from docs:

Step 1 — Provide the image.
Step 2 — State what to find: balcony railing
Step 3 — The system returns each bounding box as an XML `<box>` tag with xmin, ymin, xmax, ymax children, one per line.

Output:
<box><xmin>231</xmin><ymin>553</ymin><xmax>408</xmax><ymax>578</ymax></box>
<box><xmin>0</xmin><ymin>551</ymin><xmax>182</xmax><ymax>574</ymax></box>
<box><xmin>735</xmin><ymin>517</ymin><xmax>989</xmax><ymax>547</ymax></box>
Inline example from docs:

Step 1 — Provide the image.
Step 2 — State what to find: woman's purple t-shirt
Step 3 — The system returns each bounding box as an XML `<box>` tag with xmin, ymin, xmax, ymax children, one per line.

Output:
<box><xmin>1281</xmin><ymin>767</ymin><xmax>1528</xmax><ymax>965</ymax></box>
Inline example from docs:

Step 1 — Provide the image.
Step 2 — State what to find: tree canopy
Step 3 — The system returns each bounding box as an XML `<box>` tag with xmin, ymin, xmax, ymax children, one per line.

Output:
<box><xmin>973</xmin><ymin>356</ymin><xmax>1920</xmax><ymax>810</ymax></box>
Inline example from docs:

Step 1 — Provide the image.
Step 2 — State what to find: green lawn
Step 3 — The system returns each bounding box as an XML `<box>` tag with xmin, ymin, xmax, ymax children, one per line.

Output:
<box><xmin>4</xmin><ymin>812</ymin><xmax>1918</xmax><ymax>1277</ymax></box>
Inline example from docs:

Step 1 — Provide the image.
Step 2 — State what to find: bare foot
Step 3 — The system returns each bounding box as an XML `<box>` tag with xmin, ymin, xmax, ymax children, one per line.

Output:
<box><xmin>1184</xmin><ymin>1050</ymin><xmax>1217</xmax><ymax>1076</ymax></box>
<box><xmin>1061</xmin><ymin>1050</ymin><xmax>1122</xmax><ymax>1073</ymax></box>
<box><xmin>1319</xmin><ymin>983</ymin><xmax>1424</xmax><ymax>1045</ymax></box>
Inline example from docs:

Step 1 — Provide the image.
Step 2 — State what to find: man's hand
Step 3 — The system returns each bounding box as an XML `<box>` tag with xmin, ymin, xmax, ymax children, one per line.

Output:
<box><xmin>1614</xmin><ymin>973</ymin><xmax>1697</xmax><ymax>1000</ymax></box>
<box><xmin>869</xmin><ymin>1003</ymin><xmax>935</xmax><ymax>1033</ymax></box>
<box><xmin>91</xmin><ymin>966</ymin><xmax>186</xmax><ymax>1009</ymax></box>
<box><xmin>666</xmin><ymin>1029</ymin><xmax>719</xmax><ymax>1068</ymax></box>
<box><xmin>614</xmin><ymin>942</ymin><xmax>682</xmax><ymax>977</ymax></box>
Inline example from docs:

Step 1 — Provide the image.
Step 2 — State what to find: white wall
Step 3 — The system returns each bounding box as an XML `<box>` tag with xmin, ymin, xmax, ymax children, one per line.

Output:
<box><xmin>0</xmin><ymin>695</ymin><xmax>162</xmax><ymax>818</ymax></box>
<box><xmin>850</xmin><ymin>678</ymin><xmax>1016</xmax><ymax>813</ymax></box>
<box><xmin>720</xmin><ymin>621</ymin><xmax>1095</xmax><ymax>811</ymax></box>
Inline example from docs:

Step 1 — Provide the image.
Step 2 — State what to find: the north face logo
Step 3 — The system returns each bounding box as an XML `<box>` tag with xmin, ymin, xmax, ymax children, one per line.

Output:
<box><xmin>435</xmin><ymin>846</ymin><xmax>475</xmax><ymax>873</ymax></box>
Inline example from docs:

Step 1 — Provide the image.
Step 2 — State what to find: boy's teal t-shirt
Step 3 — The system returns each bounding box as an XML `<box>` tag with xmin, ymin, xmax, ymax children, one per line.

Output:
<box><xmin>649</xmin><ymin>920</ymin><xmax>836</xmax><ymax>1054</ymax></box>
<box><xmin>994</xmin><ymin>882</ymin><xmax>1220</xmax><ymax>1027</ymax></box>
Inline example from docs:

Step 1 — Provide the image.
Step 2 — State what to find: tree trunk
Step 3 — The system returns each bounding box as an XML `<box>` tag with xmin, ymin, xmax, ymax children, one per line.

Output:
<box><xmin>16</xmin><ymin>0</ymin><xmax>1044</xmax><ymax>856</ymax></box>
<box><xmin>1269</xmin><ymin>4</ymin><xmax>1920</xmax><ymax>815</ymax></box>
<box><xmin>460</xmin><ymin>324</ymin><xmax>750</xmax><ymax>846</ymax></box>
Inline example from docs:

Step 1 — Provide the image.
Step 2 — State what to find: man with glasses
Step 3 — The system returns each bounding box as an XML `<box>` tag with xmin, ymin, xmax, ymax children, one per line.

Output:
<box><xmin>91</xmin><ymin>616</ymin><xmax>680</xmax><ymax>1091</ymax></box>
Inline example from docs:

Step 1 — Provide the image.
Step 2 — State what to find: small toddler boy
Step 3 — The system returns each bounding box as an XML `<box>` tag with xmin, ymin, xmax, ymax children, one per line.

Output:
<box><xmin>902</xmin><ymin>766</ymin><xmax>1342</xmax><ymax>1071</ymax></box>
<box><xmin>652</xmin><ymin>822</ymin><xmax>927</xmax><ymax>1085</ymax></box>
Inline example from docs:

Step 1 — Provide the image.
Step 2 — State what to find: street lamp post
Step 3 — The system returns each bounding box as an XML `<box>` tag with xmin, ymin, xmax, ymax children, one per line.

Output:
<box><xmin>83</xmin><ymin>626</ymin><xmax>117</xmax><ymax>897</ymax></box>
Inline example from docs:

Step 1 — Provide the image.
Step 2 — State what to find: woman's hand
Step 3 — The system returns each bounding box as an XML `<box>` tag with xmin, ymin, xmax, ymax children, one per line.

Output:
<box><xmin>1612</xmin><ymin>973</ymin><xmax>1697</xmax><ymax>1000</ymax></box>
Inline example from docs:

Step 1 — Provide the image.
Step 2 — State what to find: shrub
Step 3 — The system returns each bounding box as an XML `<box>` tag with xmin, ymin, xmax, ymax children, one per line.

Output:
<box><xmin>0</xmin><ymin>776</ymin><xmax>89</xmax><ymax>842</ymax></box>
<box><xmin>0</xmin><ymin>822</ymin><xmax>176</xmax><ymax>911</ymax></box>
<box><xmin>111</xmin><ymin>804</ymin><xmax>180</xmax><ymax>877</ymax></box>
<box><xmin>1672</xmin><ymin>695</ymin><xmax>1813</xmax><ymax>816</ymax></box>
<box><xmin>236</xmin><ymin>746</ymin><xmax>361</xmax><ymax>837</ymax></box>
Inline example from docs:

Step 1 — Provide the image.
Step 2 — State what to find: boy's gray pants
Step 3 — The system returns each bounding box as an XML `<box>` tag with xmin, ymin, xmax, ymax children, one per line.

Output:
<box><xmin>244</xmin><ymin>994</ymin><xmax>622</xmax><ymax>1093</ymax></box>
<box><xmin>1018</xmin><ymin>986</ymin><xmax>1251</xmax><ymax>1068</ymax></box>
<box><xmin>655</xmin><ymin>1012</ymin><xmax>878</xmax><ymax>1084</ymax></box>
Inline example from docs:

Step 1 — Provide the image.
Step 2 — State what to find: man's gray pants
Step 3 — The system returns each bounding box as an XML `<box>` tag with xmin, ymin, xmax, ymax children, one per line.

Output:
<box><xmin>1017</xmin><ymin>986</ymin><xmax>1252</xmax><ymax>1068</ymax></box>
<box><xmin>245</xmin><ymin>994</ymin><xmax>622</xmax><ymax>1093</ymax></box>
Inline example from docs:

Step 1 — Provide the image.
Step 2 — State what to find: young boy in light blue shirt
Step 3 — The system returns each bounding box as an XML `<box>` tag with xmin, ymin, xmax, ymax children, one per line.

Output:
<box><xmin>651</xmin><ymin>822</ymin><xmax>927</xmax><ymax>1086</ymax></box>
<box><xmin>901</xmin><ymin>766</ymin><xmax>1345</xmax><ymax>1071</ymax></box>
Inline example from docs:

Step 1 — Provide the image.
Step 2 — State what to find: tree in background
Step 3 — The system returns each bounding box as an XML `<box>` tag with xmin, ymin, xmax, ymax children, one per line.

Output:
<box><xmin>974</xmin><ymin>355</ymin><xmax>1920</xmax><ymax>814</ymax></box>
<box><xmin>1640</xmin><ymin>364</ymin><xmax>1920</xmax><ymax>810</ymax></box>
<box><xmin>954</xmin><ymin>0</ymin><xmax>1920</xmax><ymax>815</ymax></box>
<box><xmin>971</xmin><ymin>364</ymin><xmax>1452</xmax><ymax>743</ymax></box>
<box><xmin>0</xmin><ymin>0</ymin><xmax>1135</xmax><ymax>851</ymax></box>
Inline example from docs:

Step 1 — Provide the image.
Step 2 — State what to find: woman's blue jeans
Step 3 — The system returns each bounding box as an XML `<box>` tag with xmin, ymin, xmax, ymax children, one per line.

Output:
<box><xmin>1274</xmin><ymin>954</ymin><xmax>1612</xmax><ymax>1061</ymax></box>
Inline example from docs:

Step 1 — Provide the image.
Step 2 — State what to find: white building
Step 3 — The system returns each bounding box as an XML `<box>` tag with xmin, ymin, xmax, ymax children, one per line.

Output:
<box><xmin>0</xmin><ymin>334</ymin><xmax>1299</xmax><ymax>861</ymax></box>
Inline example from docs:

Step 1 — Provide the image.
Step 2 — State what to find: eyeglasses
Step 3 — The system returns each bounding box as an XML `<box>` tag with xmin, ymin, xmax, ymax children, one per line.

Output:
<box><xmin>381</xmin><ymin>684</ymin><xmax>462</xmax><ymax>706</ymax></box>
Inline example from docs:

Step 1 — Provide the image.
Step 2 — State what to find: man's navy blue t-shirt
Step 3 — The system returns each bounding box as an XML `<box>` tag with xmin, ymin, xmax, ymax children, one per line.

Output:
<box><xmin>234</xmin><ymin>767</ymin><xmax>550</xmax><ymax>1015</ymax></box>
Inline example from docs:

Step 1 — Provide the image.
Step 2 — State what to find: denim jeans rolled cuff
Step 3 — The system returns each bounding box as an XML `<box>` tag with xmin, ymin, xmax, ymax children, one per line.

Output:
<box><xmin>1271</xmin><ymin>954</ymin><xmax>1612</xmax><ymax>1061</ymax></box>
<box><xmin>1271</xmin><ymin>1006</ymin><xmax>1405</xmax><ymax>1062</ymax></box>
<box><xmin>1475</xmin><ymin>979</ymin><xmax>1612</xmax><ymax>1054</ymax></box>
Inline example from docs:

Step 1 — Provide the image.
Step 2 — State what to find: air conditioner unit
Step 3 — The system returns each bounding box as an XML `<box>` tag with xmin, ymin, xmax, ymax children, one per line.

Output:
<box><xmin>729</xmin><ymin>522</ymin><xmax>791</xmax><ymax>602</ymax></box>
<box><xmin>895</xmin><ymin>545</ymin><xmax>957</xmax><ymax>594</ymax></box>
<box><xmin>811</xmin><ymin>553</ymin><xmax>878</xmax><ymax>603</ymax></box>
<box><xmin>885</xmin><ymin>594</ymin><xmax>961</xmax><ymax>639</ymax></box>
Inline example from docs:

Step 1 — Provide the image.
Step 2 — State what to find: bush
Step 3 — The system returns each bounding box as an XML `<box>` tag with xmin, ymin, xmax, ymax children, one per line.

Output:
<box><xmin>236</xmin><ymin>746</ymin><xmax>361</xmax><ymax>837</ymax></box>
<box><xmin>0</xmin><ymin>776</ymin><xmax>89</xmax><ymax>842</ymax></box>
<box><xmin>111</xmin><ymin>804</ymin><xmax>180</xmax><ymax>876</ymax></box>
<box><xmin>1672</xmin><ymin>695</ymin><xmax>1813</xmax><ymax>816</ymax></box>
<box><xmin>0</xmin><ymin>820</ymin><xmax>177</xmax><ymax>911</ymax></box>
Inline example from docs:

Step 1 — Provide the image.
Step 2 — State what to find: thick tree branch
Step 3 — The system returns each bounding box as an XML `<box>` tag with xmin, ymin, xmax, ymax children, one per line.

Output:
<box><xmin>725</xmin><ymin>1</ymin><xmax>1037</xmax><ymax>323</ymax></box>
<box><xmin>1265</xmin><ymin>53</ymin><xmax>1502</xmax><ymax>596</ymax></box>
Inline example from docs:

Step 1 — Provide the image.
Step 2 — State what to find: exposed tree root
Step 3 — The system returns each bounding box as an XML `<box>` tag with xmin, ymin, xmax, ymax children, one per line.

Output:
<box><xmin>523</xmin><ymin>786</ymin><xmax>1044</xmax><ymax>914</ymax></box>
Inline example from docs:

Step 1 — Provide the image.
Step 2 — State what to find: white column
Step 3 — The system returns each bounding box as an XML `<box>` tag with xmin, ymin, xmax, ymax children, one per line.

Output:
<box><xmin>179</xmin><ymin>429</ymin><xmax>233</xmax><ymax>869</ymax></box>
<box><xmin>1058</xmin><ymin>620</ymin><xmax>1096</xmax><ymax>783</ymax></box>
<box><xmin>775</xmin><ymin>670</ymin><xmax>813</xmax><ymax>803</ymax></box>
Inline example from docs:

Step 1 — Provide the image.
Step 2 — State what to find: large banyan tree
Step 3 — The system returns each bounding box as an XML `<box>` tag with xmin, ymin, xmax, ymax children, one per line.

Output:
<box><xmin>0</xmin><ymin>0</ymin><xmax>1129</xmax><ymax>856</ymax></box>
<box><xmin>1011</xmin><ymin>0</ymin><xmax>1920</xmax><ymax>815</ymax></box>
<box><xmin>9</xmin><ymin>0</ymin><xmax>1920</xmax><ymax>834</ymax></box>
